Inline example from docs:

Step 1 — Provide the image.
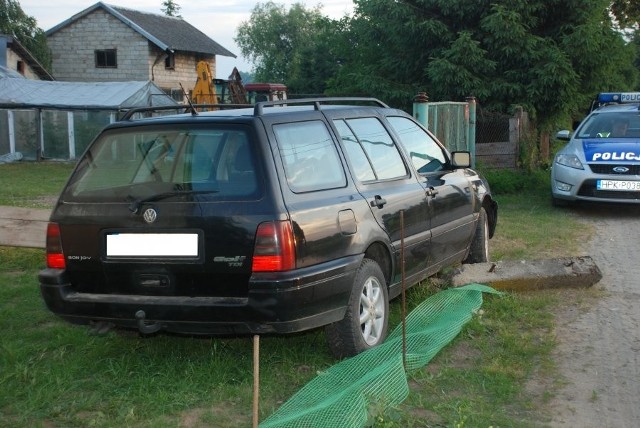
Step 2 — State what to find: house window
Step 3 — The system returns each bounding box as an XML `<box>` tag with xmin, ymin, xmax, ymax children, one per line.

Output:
<box><xmin>95</xmin><ymin>49</ymin><xmax>117</xmax><ymax>68</ymax></box>
<box><xmin>170</xmin><ymin>88</ymin><xmax>184</xmax><ymax>101</ymax></box>
<box><xmin>165</xmin><ymin>53</ymin><xmax>175</xmax><ymax>70</ymax></box>
<box><xmin>16</xmin><ymin>60</ymin><xmax>25</xmax><ymax>75</ymax></box>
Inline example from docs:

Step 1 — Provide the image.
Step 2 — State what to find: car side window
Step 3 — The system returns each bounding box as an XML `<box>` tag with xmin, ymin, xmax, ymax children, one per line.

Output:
<box><xmin>334</xmin><ymin>117</ymin><xmax>408</xmax><ymax>181</ymax></box>
<box><xmin>273</xmin><ymin>121</ymin><xmax>346</xmax><ymax>193</ymax></box>
<box><xmin>333</xmin><ymin>120</ymin><xmax>376</xmax><ymax>182</ymax></box>
<box><xmin>387</xmin><ymin>116</ymin><xmax>447</xmax><ymax>174</ymax></box>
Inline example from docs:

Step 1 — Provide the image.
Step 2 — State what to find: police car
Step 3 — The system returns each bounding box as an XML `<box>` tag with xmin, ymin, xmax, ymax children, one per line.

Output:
<box><xmin>552</xmin><ymin>92</ymin><xmax>640</xmax><ymax>206</ymax></box>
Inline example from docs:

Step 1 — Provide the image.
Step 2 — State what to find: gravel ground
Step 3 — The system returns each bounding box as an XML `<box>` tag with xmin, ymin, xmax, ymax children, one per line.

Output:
<box><xmin>548</xmin><ymin>203</ymin><xmax>640</xmax><ymax>427</ymax></box>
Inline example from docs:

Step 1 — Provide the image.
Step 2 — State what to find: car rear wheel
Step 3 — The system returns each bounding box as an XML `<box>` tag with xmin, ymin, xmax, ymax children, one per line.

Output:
<box><xmin>464</xmin><ymin>207</ymin><xmax>489</xmax><ymax>264</ymax></box>
<box><xmin>325</xmin><ymin>258</ymin><xmax>389</xmax><ymax>358</ymax></box>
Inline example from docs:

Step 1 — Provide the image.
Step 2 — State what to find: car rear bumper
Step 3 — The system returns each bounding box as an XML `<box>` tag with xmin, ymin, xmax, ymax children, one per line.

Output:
<box><xmin>39</xmin><ymin>255</ymin><xmax>362</xmax><ymax>335</ymax></box>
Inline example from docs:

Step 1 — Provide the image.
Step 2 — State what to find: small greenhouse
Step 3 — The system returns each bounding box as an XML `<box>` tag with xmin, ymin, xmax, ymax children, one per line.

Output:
<box><xmin>0</xmin><ymin>76</ymin><xmax>177</xmax><ymax>160</ymax></box>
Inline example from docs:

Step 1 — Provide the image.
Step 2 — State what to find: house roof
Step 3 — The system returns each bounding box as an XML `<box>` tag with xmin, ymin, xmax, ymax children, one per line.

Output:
<box><xmin>1</xmin><ymin>34</ymin><xmax>54</xmax><ymax>81</ymax></box>
<box><xmin>0</xmin><ymin>65</ymin><xmax>23</xmax><ymax>79</ymax></box>
<box><xmin>45</xmin><ymin>2</ymin><xmax>236</xmax><ymax>58</ymax></box>
<box><xmin>0</xmin><ymin>78</ymin><xmax>178</xmax><ymax>110</ymax></box>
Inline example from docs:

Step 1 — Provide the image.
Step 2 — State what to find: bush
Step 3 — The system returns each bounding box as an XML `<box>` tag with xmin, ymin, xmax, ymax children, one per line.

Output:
<box><xmin>481</xmin><ymin>168</ymin><xmax>550</xmax><ymax>196</ymax></box>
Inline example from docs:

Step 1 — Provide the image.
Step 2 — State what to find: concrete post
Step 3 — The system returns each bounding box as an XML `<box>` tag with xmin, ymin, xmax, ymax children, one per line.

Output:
<box><xmin>413</xmin><ymin>92</ymin><xmax>429</xmax><ymax>129</ymax></box>
<box><xmin>37</xmin><ymin>109</ymin><xmax>43</xmax><ymax>161</ymax></box>
<box><xmin>466</xmin><ymin>96</ymin><xmax>477</xmax><ymax>166</ymax></box>
<box><xmin>8</xmin><ymin>110</ymin><xmax>15</xmax><ymax>154</ymax></box>
<box><xmin>67</xmin><ymin>111</ymin><xmax>76</xmax><ymax>159</ymax></box>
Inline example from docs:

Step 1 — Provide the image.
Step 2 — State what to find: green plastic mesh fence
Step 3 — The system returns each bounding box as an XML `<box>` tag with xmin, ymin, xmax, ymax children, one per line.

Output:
<box><xmin>260</xmin><ymin>283</ymin><xmax>501</xmax><ymax>428</ymax></box>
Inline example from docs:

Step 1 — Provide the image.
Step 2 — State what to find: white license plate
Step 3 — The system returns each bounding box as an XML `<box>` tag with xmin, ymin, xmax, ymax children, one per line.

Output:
<box><xmin>106</xmin><ymin>233</ymin><xmax>198</xmax><ymax>257</ymax></box>
<box><xmin>597</xmin><ymin>180</ymin><xmax>640</xmax><ymax>191</ymax></box>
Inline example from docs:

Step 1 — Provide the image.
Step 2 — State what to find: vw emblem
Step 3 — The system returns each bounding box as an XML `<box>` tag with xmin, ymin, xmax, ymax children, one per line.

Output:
<box><xmin>613</xmin><ymin>166</ymin><xmax>629</xmax><ymax>173</ymax></box>
<box><xmin>142</xmin><ymin>208</ymin><xmax>157</xmax><ymax>224</ymax></box>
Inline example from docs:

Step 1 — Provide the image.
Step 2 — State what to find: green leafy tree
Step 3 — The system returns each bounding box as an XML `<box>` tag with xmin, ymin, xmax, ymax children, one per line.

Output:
<box><xmin>0</xmin><ymin>0</ymin><xmax>51</xmax><ymax>71</ymax></box>
<box><xmin>235</xmin><ymin>2</ymin><xmax>342</xmax><ymax>94</ymax></box>
<box><xmin>161</xmin><ymin>0</ymin><xmax>182</xmax><ymax>18</ymax></box>
<box><xmin>611</xmin><ymin>0</ymin><xmax>640</xmax><ymax>28</ymax></box>
<box><xmin>329</xmin><ymin>0</ymin><xmax>638</xmax><ymax>126</ymax></box>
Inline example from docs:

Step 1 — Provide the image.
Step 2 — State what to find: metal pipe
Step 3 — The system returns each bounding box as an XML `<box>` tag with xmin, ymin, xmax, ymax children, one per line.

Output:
<box><xmin>412</xmin><ymin>92</ymin><xmax>429</xmax><ymax>129</ymax></box>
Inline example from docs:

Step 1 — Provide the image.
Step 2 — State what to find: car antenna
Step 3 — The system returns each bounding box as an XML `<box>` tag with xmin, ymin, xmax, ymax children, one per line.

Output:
<box><xmin>179</xmin><ymin>82</ymin><xmax>198</xmax><ymax>116</ymax></box>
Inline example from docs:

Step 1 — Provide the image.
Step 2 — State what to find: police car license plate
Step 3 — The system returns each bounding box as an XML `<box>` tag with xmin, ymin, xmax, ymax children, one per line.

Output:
<box><xmin>597</xmin><ymin>180</ymin><xmax>640</xmax><ymax>191</ymax></box>
<box><xmin>106</xmin><ymin>233</ymin><xmax>199</xmax><ymax>257</ymax></box>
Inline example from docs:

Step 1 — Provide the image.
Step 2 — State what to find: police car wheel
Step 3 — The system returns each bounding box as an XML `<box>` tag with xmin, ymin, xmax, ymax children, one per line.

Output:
<box><xmin>552</xmin><ymin>196</ymin><xmax>571</xmax><ymax>207</ymax></box>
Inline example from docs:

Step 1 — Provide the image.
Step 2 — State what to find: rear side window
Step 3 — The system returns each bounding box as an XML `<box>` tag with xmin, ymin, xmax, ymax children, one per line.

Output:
<box><xmin>387</xmin><ymin>116</ymin><xmax>447</xmax><ymax>173</ymax></box>
<box><xmin>273</xmin><ymin>121</ymin><xmax>346</xmax><ymax>193</ymax></box>
<box><xmin>65</xmin><ymin>125</ymin><xmax>260</xmax><ymax>201</ymax></box>
<box><xmin>334</xmin><ymin>117</ymin><xmax>407</xmax><ymax>181</ymax></box>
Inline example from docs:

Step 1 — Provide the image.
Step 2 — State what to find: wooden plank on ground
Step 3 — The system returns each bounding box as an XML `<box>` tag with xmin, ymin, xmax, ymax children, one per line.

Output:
<box><xmin>0</xmin><ymin>206</ymin><xmax>50</xmax><ymax>249</ymax></box>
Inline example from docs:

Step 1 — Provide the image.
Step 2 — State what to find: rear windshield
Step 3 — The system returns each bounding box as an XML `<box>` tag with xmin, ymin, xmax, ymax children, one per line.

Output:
<box><xmin>63</xmin><ymin>124</ymin><xmax>261</xmax><ymax>202</ymax></box>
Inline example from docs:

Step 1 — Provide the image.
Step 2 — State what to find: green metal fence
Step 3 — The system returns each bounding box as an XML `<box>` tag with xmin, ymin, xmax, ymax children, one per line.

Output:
<box><xmin>413</xmin><ymin>93</ymin><xmax>476</xmax><ymax>164</ymax></box>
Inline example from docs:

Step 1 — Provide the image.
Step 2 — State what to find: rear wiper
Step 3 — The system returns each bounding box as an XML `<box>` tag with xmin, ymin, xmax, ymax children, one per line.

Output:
<box><xmin>128</xmin><ymin>188</ymin><xmax>218</xmax><ymax>213</ymax></box>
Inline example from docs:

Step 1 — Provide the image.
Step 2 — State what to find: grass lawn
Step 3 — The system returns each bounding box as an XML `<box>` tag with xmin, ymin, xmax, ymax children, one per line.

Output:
<box><xmin>0</xmin><ymin>162</ymin><xmax>590</xmax><ymax>427</ymax></box>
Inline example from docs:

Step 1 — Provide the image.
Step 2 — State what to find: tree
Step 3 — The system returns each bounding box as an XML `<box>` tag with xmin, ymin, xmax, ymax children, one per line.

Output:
<box><xmin>161</xmin><ymin>0</ymin><xmax>182</xmax><ymax>18</ymax></box>
<box><xmin>611</xmin><ymin>0</ymin><xmax>640</xmax><ymax>28</ymax></box>
<box><xmin>235</xmin><ymin>2</ymin><xmax>342</xmax><ymax>94</ymax></box>
<box><xmin>0</xmin><ymin>0</ymin><xmax>51</xmax><ymax>71</ymax></box>
<box><xmin>328</xmin><ymin>0</ymin><xmax>639</xmax><ymax>126</ymax></box>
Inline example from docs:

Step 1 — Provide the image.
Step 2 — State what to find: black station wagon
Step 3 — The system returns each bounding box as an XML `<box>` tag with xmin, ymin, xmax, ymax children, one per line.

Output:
<box><xmin>39</xmin><ymin>98</ymin><xmax>497</xmax><ymax>357</ymax></box>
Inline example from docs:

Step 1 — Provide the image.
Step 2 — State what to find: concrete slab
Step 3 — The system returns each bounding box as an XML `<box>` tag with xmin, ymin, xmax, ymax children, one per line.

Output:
<box><xmin>450</xmin><ymin>256</ymin><xmax>602</xmax><ymax>291</ymax></box>
<box><xmin>0</xmin><ymin>206</ymin><xmax>50</xmax><ymax>249</ymax></box>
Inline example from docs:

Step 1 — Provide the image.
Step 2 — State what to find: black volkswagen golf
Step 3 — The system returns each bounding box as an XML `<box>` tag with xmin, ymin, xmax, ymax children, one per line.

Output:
<box><xmin>39</xmin><ymin>98</ymin><xmax>497</xmax><ymax>358</ymax></box>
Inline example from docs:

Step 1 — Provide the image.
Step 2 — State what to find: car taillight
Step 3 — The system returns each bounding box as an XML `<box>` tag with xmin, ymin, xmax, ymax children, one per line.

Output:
<box><xmin>252</xmin><ymin>221</ymin><xmax>295</xmax><ymax>272</ymax></box>
<box><xmin>46</xmin><ymin>223</ymin><xmax>66</xmax><ymax>269</ymax></box>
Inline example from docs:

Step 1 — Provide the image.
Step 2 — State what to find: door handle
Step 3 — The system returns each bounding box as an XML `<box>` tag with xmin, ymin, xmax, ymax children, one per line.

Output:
<box><xmin>370</xmin><ymin>195</ymin><xmax>387</xmax><ymax>208</ymax></box>
<box><xmin>426</xmin><ymin>187</ymin><xmax>439</xmax><ymax>197</ymax></box>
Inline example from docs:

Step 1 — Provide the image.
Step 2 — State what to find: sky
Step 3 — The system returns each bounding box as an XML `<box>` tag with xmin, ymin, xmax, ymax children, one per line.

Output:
<box><xmin>19</xmin><ymin>0</ymin><xmax>354</xmax><ymax>79</ymax></box>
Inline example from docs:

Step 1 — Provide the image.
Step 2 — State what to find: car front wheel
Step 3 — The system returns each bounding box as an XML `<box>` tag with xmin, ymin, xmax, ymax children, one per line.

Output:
<box><xmin>325</xmin><ymin>258</ymin><xmax>389</xmax><ymax>358</ymax></box>
<box><xmin>464</xmin><ymin>207</ymin><xmax>489</xmax><ymax>264</ymax></box>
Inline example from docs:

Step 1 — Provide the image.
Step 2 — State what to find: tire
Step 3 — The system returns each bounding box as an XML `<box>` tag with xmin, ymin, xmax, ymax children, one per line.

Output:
<box><xmin>552</xmin><ymin>196</ymin><xmax>570</xmax><ymax>207</ymax></box>
<box><xmin>325</xmin><ymin>259</ymin><xmax>389</xmax><ymax>359</ymax></box>
<box><xmin>464</xmin><ymin>207</ymin><xmax>489</xmax><ymax>264</ymax></box>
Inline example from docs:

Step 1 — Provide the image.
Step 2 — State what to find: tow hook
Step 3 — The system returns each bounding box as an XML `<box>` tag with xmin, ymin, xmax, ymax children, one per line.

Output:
<box><xmin>135</xmin><ymin>310</ymin><xmax>162</xmax><ymax>334</ymax></box>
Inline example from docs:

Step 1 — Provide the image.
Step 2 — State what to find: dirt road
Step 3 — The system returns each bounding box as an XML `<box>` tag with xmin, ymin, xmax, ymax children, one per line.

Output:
<box><xmin>548</xmin><ymin>204</ymin><xmax>640</xmax><ymax>427</ymax></box>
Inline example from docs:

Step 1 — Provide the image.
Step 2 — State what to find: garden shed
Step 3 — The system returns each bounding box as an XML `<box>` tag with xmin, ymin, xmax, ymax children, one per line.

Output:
<box><xmin>0</xmin><ymin>77</ymin><xmax>177</xmax><ymax>160</ymax></box>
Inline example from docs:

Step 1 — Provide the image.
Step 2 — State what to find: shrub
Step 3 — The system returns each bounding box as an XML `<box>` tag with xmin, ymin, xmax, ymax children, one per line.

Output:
<box><xmin>481</xmin><ymin>168</ymin><xmax>550</xmax><ymax>196</ymax></box>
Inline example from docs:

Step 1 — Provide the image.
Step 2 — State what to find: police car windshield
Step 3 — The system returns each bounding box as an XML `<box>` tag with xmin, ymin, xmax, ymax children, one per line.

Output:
<box><xmin>577</xmin><ymin>112</ymin><xmax>640</xmax><ymax>139</ymax></box>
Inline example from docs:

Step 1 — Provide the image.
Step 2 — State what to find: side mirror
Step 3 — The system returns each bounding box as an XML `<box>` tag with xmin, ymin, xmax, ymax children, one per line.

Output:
<box><xmin>451</xmin><ymin>151</ymin><xmax>471</xmax><ymax>168</ymax></box>
<box><xmin>556</xmin><ymin>130</ymin><xmax>571</xmax><ymax>141</ymax></box>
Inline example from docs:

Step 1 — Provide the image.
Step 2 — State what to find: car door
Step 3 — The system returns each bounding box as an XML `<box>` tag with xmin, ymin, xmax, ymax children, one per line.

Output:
<box><xmin>332</xmin><ymin>116</ymin><xmax>431</xmax><ymax>285</ymax></box>
<box><xmin>386</xmin><ymin>115</ymin><xmax>475</xmax><ymax>269</ymax></box>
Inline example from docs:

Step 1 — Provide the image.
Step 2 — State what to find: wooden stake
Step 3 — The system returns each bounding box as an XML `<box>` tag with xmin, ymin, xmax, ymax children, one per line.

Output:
<box><xmin>252</xmin><ymin>335</ymin><xmax>260</xmax><ymax>428</ymax></box>
<box><xmin>400</xmin><ymin>210</ymin><xmax>407</xmax><ymax>370</ymax></box>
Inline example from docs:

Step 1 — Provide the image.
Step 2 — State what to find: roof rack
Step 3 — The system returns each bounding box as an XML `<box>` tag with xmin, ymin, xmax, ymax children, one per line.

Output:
<box><xmin>118</xmin><ymin>97</ymin><xmax>390</xmax><ymax>121</ymax></box>
<box><xmin>118</xmin><ymin>103</ymin><xmax>252</xmax><ymax>121</ymax></box>
<box><xmin>252</xmin><ymin>97</ymin><xmax>390</xmax><ymax>116</ymax></box>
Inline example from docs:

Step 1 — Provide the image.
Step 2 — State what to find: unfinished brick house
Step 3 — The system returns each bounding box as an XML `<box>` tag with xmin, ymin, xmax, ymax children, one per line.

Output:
<box><xmin>45</xmin><ymin>2</ymin><xmax>235</xmax><ymax>101</ymax></box>
<box><xmin>0</xmin><ymin>34</ymin><xmax>53</xmax><ymax>80</ymax></box>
